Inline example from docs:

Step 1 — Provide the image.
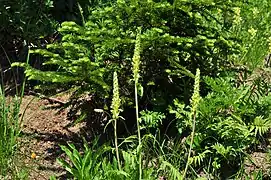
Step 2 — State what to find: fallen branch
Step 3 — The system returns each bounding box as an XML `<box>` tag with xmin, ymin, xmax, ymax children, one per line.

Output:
<box><xmin>27</xmin><ymin>90</ymin><xmax>67</xmax><ymax>105</ymax></box>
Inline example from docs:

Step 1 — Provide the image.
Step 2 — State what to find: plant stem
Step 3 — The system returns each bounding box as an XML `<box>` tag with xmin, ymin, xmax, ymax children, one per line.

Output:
<box><xmin>182</xmin><ymin>111</ymin><xmax>197</xmax><ymax>180</ymax></box>
<box><xmin>0</xmin><ymin>45</ymin><xmax>18</xmax><ymax>95</ymax></box>
<box><xmin>20</xmin><ymin>47</ymin><xmax>30</xmax><ymax>105</ymax></box>
<box><xmin>77</xmin><ymin>2</ymin><xmax>85</xmax><ymax>27</ymax></box>
<box><xmin>114</xmin><ymin>119</ymin><xmax>121</xmax><ymax>170</ymax></box>
<box><xmin>135</xmin><ymin>82</ymin><xmax>142</xmax><ymax>180</ymax></box>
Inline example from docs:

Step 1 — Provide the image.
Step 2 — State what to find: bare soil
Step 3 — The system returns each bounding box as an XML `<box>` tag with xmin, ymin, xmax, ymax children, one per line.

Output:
<box><xmin>19</xmin><ymin>95</ymin><xmax>82</xmax><ymax>180</ymax></box>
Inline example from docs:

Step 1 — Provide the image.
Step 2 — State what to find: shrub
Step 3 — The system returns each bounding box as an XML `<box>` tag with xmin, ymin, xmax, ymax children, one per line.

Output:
<box><xmin>229</xmin><ymin>0</ymin><xmax>271</xmax><ymax>68</ymax></box>
<box><xmin>13</xmin><ymin>0</ymin><xmax>242</xmax><ymax>126</ymax></box>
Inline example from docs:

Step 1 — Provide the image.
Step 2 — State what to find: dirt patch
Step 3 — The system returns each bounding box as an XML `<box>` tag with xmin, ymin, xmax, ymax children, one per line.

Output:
<box><xmin>18</xmin><ymin>95</ymin><xmax>83</xmax><ymax>180</ymax></box>
<box><xmin>244</xmin><ymin>151</ymin><xmax>271</xmax><ymax>179</ymax></box>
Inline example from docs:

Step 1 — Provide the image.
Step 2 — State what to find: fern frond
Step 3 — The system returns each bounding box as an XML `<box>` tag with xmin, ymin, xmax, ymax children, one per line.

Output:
<box><xmin>158</xmin><ymin>160</ymin><xmax>182</xmax><ymax>180</ymax></box>
<box><xmin>250</xmin><ymin>116</ymin><xmax>271</xmax><ymax>137</ymax></box>
<box><xmin>212</xmin><ymin>143</ymin><xmax>233</xmax><ymax>159</ymax></box>
<box><xmin>188</xmin><ymin>150</ymin><xmax>211</xmax><ymax>167</ymax></box>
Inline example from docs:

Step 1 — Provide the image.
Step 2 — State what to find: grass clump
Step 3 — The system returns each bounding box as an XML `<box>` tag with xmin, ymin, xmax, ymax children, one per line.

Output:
<box><xmin>0</xmin><ymin>49</ymin><xmax>29</xmax><ymax>179</ymax></box>
<box><xmin>0</xmin><ymin>89</ymin><xmax>21</xmax><ymax>177</ymax></box>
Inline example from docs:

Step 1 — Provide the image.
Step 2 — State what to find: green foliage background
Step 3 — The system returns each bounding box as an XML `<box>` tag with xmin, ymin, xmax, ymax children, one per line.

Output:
<box><xmin>4</xmin><ymin>0</ymin><xmax>271</xmax><ymax>179</ymax></box>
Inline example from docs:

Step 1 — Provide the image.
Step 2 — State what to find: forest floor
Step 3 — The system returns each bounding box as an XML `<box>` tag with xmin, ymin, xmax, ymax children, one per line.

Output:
<box><xmin>15</xmin><ymin>94</ymin><xmax>271</xmax><ymax>180</ymax></box>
